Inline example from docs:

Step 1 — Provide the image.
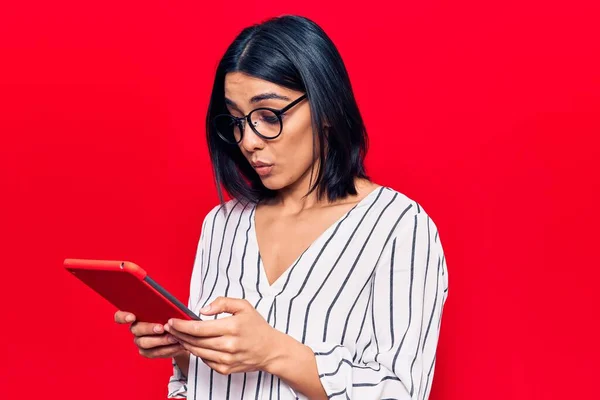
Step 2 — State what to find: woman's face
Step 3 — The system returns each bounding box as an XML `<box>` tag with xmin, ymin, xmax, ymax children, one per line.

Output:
<box><xmin>224</xmin><ymin>72</ymin><xmax>316</xmax><ymax>192</ymax></box>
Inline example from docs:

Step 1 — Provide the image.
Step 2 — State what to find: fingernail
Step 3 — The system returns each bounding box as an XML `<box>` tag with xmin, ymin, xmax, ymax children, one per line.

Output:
<box><xmin>201</xmin><ymin>305</ymin><xmax>211</xmax><ymax>313</ymax></box>
<box><xmin>168</xmin><ymin>319</ymin><xmax>173</xmax><ymax>326</ymax></box>
<box><xmin>125</xmin><ymin>315</ymin><xmax>135</xmax><ymax>323</ymax></box>
<box><xmin>167</xmin><ymin>335</ymin><xmax>178</xmax><ymax>343</ymax></box>
<box><xmin>153</xmin><ymin>325</ymin><xmax>163</xmax><ymax>333</ymax></box>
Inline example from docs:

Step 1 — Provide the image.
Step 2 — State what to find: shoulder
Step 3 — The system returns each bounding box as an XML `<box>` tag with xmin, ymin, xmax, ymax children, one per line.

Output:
<box><xmin>373</xmin><ymin>187</ymin><xmax>448</xmax><ymax>278</ymax></box>
<box><xmin>369</xmin><ymin>186</ymin><xmax>428</xmax><ymax>218</ymax></box>
<box><xmin>370</xmin><ymin>186</ymin><xmax>443</xmax><ymax>240</ymax></box>
<box><xmin>200</xmin><ymin>198</ymin><xmax>255</xmax><ymax>233</ymax></box>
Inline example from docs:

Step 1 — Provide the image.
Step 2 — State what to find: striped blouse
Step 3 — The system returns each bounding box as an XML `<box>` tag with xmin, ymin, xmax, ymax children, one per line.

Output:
<box><xmin>167</xmin><ymin>186</ymin><xmax>449</xmax><ymax>399</ymax></box>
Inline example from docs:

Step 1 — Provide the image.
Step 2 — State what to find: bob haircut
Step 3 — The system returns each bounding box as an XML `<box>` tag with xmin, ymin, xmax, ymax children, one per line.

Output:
<box><xmin>206</xmin><ymin>15</ymin><xmax>369</xmax><ymax>204</ymax></box>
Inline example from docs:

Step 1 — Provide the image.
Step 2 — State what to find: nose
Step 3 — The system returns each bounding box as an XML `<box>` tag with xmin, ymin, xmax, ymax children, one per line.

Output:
<box><xmin>240</xmin><ymin>119</ymin><xmax>265</xmax><ymax>152</ymax></box>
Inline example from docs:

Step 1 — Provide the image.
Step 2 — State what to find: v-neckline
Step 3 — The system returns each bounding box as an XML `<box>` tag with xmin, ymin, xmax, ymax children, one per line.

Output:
<box><xmin>251</xmin><ymin>186</ymin><xmax>382</xmax><ymax>292</ymax></box>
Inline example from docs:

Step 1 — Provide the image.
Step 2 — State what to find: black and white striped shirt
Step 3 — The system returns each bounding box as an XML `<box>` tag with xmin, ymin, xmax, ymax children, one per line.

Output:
<box><xmin>168</xmin><ymin>186</ymin><xmax>449</xmax><ymax>399</ymax></box>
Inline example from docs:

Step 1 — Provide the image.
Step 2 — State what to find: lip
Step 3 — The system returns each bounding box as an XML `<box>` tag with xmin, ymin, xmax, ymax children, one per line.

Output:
<box><xmin>251</xmin><ymin>161</ymin><xmax>274</xmax><ymax>177</ymax></box>
<box><xmin>251</xmin><ymin>160</ymin><xmax>272</xmax><ymax>167</ymax></box>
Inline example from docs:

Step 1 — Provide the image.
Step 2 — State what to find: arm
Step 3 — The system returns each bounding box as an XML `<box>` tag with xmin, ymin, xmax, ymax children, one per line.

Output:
<box><xmin>270</xmin><ymin>211</ymin><xmax>448</xmax><ymax>399</ymax></box>
<box><xmin>167</xmin><ymin>353</ymin><xmax>190</xmax><ymax>398</ymax></box>
<box><xmin>174</xmin><ymin>352</ymin><xmax>190</xmax><ymax>377</ymax></box>
<box><xmin>265</xmin><ymin>332</ymin><xmax>329</xmax><ymax>400</ymax></box>
<box><xmin>167</xmin><ymin>209</ymin><xmax>213</xmax><ymax>398</ymax></box>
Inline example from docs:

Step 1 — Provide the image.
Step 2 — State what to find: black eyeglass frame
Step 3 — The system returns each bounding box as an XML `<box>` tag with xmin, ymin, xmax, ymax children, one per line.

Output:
<box><xmin>213</xmin><ymin>94</ymin><xmax>308</xmax><ymax>144</ymax></box>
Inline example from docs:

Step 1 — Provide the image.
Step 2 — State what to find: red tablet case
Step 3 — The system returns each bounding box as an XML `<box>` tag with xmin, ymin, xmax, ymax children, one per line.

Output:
<box><xmin>64</xmin><ymin>258</ymin><xmax>199</xmax><ymax>324</ymax></box>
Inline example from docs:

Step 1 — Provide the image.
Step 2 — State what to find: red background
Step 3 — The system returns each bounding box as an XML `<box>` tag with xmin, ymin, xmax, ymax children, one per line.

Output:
<box><xmin>1</xmin><ymin>1</ymin><xmax>599</xmax><ymax>399</ymax></box>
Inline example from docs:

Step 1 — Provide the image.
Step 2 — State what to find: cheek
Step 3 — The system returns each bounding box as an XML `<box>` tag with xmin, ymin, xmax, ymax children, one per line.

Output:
<box><xmin>278</xmin><ymin>132</ymin><xmax>316</xmax><ymax>180</ymax></box>
<box><xmin>284</xmin><ymin>120</ymin><xmax>315</xmax><ymax>157</ymax></box>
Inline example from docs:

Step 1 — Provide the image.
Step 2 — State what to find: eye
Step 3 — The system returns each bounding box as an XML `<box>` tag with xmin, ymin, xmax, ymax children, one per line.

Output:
<box><xmin>254</xmin><ymin>110</ymin><xmax>279</xmax><ymax>125</ymax></box>
<box><xmin>262</xmin><ymin>115</ymin><xmax>279</xmax><ymax>125</ymax></box>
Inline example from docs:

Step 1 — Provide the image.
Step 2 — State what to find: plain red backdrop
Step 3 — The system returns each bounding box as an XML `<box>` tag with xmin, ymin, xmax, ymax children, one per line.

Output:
<box><xmin>1</xmin><ymin>1</ymin><xmax>599</xmax><ymax>399</ymax></box>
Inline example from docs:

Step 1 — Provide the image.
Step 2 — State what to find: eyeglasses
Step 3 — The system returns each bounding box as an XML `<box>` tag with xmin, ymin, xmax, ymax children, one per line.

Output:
<box><xmin>213</xmin><ymin>94</ymin><xmax>307</xmax><ymax>144</ymax></box>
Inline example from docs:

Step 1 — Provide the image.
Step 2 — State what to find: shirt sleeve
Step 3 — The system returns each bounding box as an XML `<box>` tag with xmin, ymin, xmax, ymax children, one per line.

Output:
<box><xmin>306</xmin><ymin>209</ymin><xmax>449</xmax><ymax>399</ymax></box>
<box><xmin>166</xmin><ymin>209</ymin><xmax>213</xmax><ymax>398</ymax></box>
<box><xmin>167</xmin><ymin>358</ymin><xmax>188</xmax><ymax>398</ymax></box>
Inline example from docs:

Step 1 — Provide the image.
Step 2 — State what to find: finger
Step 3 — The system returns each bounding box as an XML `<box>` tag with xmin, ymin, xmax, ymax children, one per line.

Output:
<box><xmin>131</xmin><ymin>321</ymin><xmax>164</xmax><ymax>336</ymax></box>
<box><xmin>203</xmin><ymin>360</ymin><xmax>225</xmax><ymax>375</ymax></box>
<box><xmin>166</xmin><ymin>318</ymin><xmax>232</xmax><ymax>337</ymax></box>
<box><xmin>200</xmin><ymin>297</ymin><xmax>250</xmax><ymax>316</ymax></box>
<box><xmin>203</xmin><ymin>360</ymin><xmax>243</xmax><ymax>376</ymax></box>
<box><xmin>134</xmin><ymin>333</ymin><xmax>179</xmax><ymax>350</ymax></box>
<box><xmin>115</xmin><ymin>311</ymin><xmax>136</xmax><ymax>324</ymax></box>
<box><xmin>166</xmin><ymin>323</ymin><xmax>214</xmax><ymax>344</ymax></box>
<box><xmin>165</xmin><ymin>329</ymin><xmax>234</xmax><ymax>352</ymax></box>
<box><xmin>139</xmin><ymin>343</ymin><xmax>184</xmax><ymax>359</ymax></box>
<box><xmin>179</xmin><ymin>342</ymin><xmax>235</xmax><ymax>365</ymax></box>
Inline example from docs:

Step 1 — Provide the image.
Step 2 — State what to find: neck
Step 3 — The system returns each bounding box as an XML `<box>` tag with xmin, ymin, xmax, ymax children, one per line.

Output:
<box><xmin>274</xmin><ymin>163</ymin><xmax>323</xmax><ymax>215</ymax></box>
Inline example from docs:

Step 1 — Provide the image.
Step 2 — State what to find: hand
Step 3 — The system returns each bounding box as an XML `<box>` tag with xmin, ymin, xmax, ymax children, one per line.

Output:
<box><xmin>114</xmin><ymin>310</ymin><xmax>187</xmax><ymax>359</ymax></box>
<box><xmin>164</xmin><ymin>297</ymin><xmax>282</xmax><ymax>375</ymax></box>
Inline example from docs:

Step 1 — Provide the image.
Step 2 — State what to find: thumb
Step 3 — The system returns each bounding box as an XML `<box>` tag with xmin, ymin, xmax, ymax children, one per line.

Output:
<box><xmin>200</xmin><ymin>297</ymin><xmax>250</xmax><ymax>316</ymax></box>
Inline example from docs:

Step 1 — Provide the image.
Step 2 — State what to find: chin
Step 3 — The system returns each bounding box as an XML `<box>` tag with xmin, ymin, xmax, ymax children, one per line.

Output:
<box><xmin>258</xmin><ymin>174</ymin><xmax>287</xmax><ymax>191</ymax></box>
<box><xmin>260</xmin><ymin>178</ymin><xmax>283</xmax><ymax>191</ymax></box>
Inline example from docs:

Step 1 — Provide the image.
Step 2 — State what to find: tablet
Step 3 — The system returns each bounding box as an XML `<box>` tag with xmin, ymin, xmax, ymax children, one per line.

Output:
<box><xmin>64</xmin><ymin>258</ymin><xmax>199</xmax><ymax>324</ymax></box>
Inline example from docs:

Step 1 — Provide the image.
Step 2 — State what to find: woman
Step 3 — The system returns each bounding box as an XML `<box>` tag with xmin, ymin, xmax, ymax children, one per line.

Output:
<box><xmin>115</xmin><ymin>15</ymin><xmax>448</xmax><ymax>400</ymax></box>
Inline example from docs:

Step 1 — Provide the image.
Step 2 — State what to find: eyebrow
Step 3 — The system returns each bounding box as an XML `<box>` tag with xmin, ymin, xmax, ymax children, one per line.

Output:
<box><xmin>225</xmin><ymin>92</ymin><xmax>292</xmax><ymax>108</ymax></box>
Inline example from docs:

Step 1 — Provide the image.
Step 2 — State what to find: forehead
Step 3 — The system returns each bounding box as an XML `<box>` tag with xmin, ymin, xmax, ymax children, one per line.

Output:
<box><xmin>224</xmin><ymin>72</ymin><xmax>295</xmax><ymax>100</ymax></box>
